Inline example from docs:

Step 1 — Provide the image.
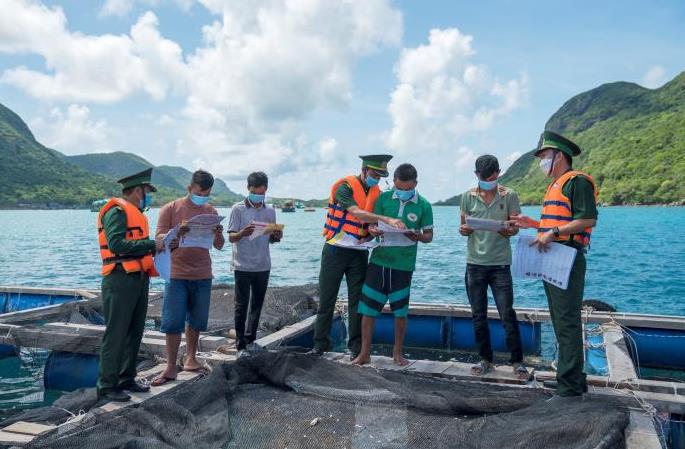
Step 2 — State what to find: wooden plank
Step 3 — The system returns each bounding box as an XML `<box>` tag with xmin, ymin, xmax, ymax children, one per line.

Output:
<box><xmin>0</xmin><ymin>430</ymin><xmax>34</xmax><ymax>444</ymax></box>
<box><xmin>405</xmin><ymin>359</ymin><xmax>451</xmax><ymax>375</ymax></box>
<box><xmin>603</xmin><ymin>323</ymin><xmax>639</xmax><ymax>383</ymax></box>
<box><xmin>255</xmin><ymin>315</ymin><xmax>316</xmax><ymax>349</ymax></box>
<box><xmin>367</xmin><ymin>355</ymin><xmax>416</xmax><ymax>371</ymax></box>
<box><xmin>337</xmin><ymin>301</ymin><xmax>685</xmax><ymax>330</ymax></box>
<box><xmin>2</xmin><ymin>422</ymin><xmax>55</xmax><ymax>436</ymax></box>
<box><xmin>625</xmin><ymin>410</ymin><xmax>662</xmax><ymax>449</ymax></box>
<box><xmin>442</xmin><ymin>361</ymin><xmax>530</xmax><ymax>385</ymax></box>
<box><xmin>0</xmin><ymin>286</ymin><xmax>96</xmax><ymax>296</ymax></box>
<box><xmin>535</xmin><ymin>370</ymin><xmax>680</xmax><ymax>395</ymax></box>
<box><xmin>0</xmin><ymin>300</ymin><xmax>90</xmax><ymax>323</ymax></box>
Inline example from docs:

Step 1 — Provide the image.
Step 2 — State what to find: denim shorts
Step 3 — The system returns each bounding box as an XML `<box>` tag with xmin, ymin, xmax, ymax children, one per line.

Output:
<box><xmin>160</xmin><ymin>279</ymin><xmax>212</xmax><ymax>334</ymax></box>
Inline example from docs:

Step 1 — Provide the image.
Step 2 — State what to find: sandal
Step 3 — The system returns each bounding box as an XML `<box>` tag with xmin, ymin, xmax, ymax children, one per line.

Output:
<box><xmin>470</xmin><ymin>360</ymin><xmax>493</xmax><ymax>376</ymax></box>
<box><xmin>513</xmin><ymin>363</ymin><xmax>530</xmax><ymax>380</ymax></box>
<box><xmin>150</xmin><ymin>375</ymin><xmax>176</xmax><ymax>387</ymax></box>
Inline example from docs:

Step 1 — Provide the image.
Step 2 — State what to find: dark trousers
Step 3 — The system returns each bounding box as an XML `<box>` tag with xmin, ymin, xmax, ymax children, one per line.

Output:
<box><xmin>234</xmin><ymin>270</ymin><xmax>270</xmax><ymax>350</ymax></box>
<box><xmin>97</xmin><ymin>266</ymin><xmax>149</xmax><ymax>394</ymax></box>
<box><xmin>314</xmin><ymin>244</ymin><xmax>368</xmax><ymax>354</ymax></box>
<box><xmin>544</xmin><ymin>250</ymin><xmax>587</xmax><ymax>396</ymax></box>
<box><xmin>465</xmin><ymin>264</ymin><xmax>523</xmax><ymax>364</ymax></box>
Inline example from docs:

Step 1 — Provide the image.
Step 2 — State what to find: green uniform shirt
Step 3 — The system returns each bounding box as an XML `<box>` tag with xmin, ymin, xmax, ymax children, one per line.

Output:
<box><xmin>460</xmin><ymin>186</ymin><xmax>521</xmax><ymax>266</ymax></box>
<box><xmin>102</xmin><ymin>207</ymin><xmax>156</xmax><ymax>258</ymax></box>
<box><xmin>562</xmin><ymin>176</ymin><xmax>598</xmax><ymax>220</ymax></box>
<box><xmin>334</xmin><ymin>176</ymin><xmax>370</xmax><ymax>209</ymax></box>
<box><xmin>559</xmin><ymin>175</ymin><xmax>598</xmax><ymax>249</ymax></box>
<box><xmin>369</xmin><ymin>191</ymin><xmax>433</xmax><ymax>272</ymax></box>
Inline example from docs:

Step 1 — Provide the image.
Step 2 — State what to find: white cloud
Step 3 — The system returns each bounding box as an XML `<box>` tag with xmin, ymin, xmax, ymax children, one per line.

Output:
<box><xmin>642</xmin><ymin>65</ymin><xmax>667</xmax><ymax>89</ymax></box>
<box><xmin>99</xmin><ymin>0</ymin><xmax>191</xmax><ymax>18</ymax></box>
<box><xmin>386</xmin><ymin>28</ymin><xmax>528</xmax><ymax>155</ymax></box>
<box><xmin>176</xmin><ymin>0</ymin><xmax>402</xmax><ymax>179</ymax></box>
<box><xmin>30</xmin><ymin>104</ymin><xmax>113</xmax><ymax>154</ymax></box>
<box><xmin>0</xmin><ymin>1</ymin><xmax>186</xmax><ymax>102</ymax></box>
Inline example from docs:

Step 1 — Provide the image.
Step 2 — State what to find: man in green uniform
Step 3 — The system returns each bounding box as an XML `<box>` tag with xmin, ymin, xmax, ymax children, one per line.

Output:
<box><xmin>352</xmin><ymin>163</ymin><xmax>433</xmax><ymax>366</ymax></box>
<box><xmin>513</xmin><ymin>131</ymin><xmax>598</xmax><ymax>400</ymax></box>
<box><xmin>97</xmin><ymin>168</ymin><xmax>164</xmax><ymax>402</ymax></box>
<box><xmin>313</xmin><ymin>155</ymin><xmax>405</xmax><ymax>358</ymax></box>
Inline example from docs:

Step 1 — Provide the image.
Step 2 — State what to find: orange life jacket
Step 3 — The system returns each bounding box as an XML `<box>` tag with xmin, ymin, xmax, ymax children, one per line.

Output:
<box><xmin>538</xmin><ymin>170</ymin><xmax>598</xmax><ymax>248</ymax></box>
<box><xmin>97</xmin><ymin>198</ymin><xmax>158</xmax><ymax>277</ymax></box>
<box><xmin>323</xmin><ymin>175</ymin><xmax>380</xmax><ymax>241</ymax></box>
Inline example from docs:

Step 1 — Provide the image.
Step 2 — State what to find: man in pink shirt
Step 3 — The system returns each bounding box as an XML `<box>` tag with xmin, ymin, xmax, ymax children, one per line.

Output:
<box><xmin>153</xmin><ymin>170</ymin><xmax>225</xmax><ymax>385</ymax></box>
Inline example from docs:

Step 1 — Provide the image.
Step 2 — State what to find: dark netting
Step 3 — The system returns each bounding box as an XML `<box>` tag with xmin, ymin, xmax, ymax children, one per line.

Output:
<box><xmin>146</xmin><ymin>284</ymin><xmax>318</xmax><ymax>333</ymax></box>
<box><xmin>15</xmin><ymin>350</ymin><xmax>630</xmax><ymax>449</ymax></box>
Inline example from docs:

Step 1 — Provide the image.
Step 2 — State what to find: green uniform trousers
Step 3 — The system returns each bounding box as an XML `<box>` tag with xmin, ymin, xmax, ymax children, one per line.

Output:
<box><xmin>97</xmin><ymin>266</ymin><xmax>150</xmax><ymax>394</ymax></box>
<box><xmin>314</xmin><ymin>244</ymin><xmax>368</xmax><ymax>354</ymax></box>
<box><xmin>544</xmin><ymin>250</ymin><xmax>587</xmax><ymax>396</ymax></box>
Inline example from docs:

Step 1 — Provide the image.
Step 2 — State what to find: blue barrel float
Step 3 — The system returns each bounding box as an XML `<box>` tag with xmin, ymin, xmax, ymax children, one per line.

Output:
<box><xmin>372</xmin><ymin>314</ymin><xmax>542</xmax><ymax>355</ymax></box>
<box><xmin>44</xmin><ymin>352</ymin><xmax>99</xmax><ymax>391</ymax></box>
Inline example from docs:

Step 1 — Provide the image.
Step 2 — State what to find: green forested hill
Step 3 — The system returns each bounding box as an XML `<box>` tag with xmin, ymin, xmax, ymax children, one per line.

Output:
<box><xmin>0</xmin><ymin>103</ymin><xmax>117</xmax><ymax>207</ymax></box>
<box><xmin>0</xmin><ymin>101</ymin><xmax>243</xmax><ymax>207</ymax></box>
<box><xmin>437</xmin><ymin>72</ymin><xmax>685</xmax><ymax>206</ymax></box>
<box><xmin>67</xmin><ymin>152</ymin><xmax>243</xmax><ymax>205</ymax></box>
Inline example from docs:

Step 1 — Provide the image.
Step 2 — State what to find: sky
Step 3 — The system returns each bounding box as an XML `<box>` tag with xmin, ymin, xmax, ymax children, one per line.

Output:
<box><xmin>1</xmin><ymin>0</ymin><xmax>684</xmax><ymax>201</ymax></box>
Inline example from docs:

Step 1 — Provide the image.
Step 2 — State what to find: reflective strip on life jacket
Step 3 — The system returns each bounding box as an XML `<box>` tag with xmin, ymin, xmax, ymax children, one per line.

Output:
<box><xmin>537</xmin><ymin>170</ymin><xmax>598</xmax><ymax>248</ymax></box>
<box><xmin>97</xmin><ymin>198</ymin><xmax>158</xmax><ymax>277</ymax></box>
<box><xmin>323</xmin><ymin>175</ymin><xmax>380</xmax><ymax>242</ymax></box>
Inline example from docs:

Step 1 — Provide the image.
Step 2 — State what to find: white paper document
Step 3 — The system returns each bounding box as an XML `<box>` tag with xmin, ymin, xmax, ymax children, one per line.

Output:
<box><xmin>179</xmin><ymin>214</ymin><xmax>225</xmax><ymax>249</ymax></box>
<box><xmin>154</xmin><ymin>227</ymin><xmax>177</xmax><ymax>281</ymax></box>
<box><xmin>248</xmin><ymin>221</ymin><xmax>285</xmax><ymax>241</ymax></box>
<box><xmin>465</xmin><ymin>216</ymin><xmax>508</xmax><ymax>232</ymax></box>
<box><xmin>378</xmin><ymin>221</ymin><xmax>410</xmax><ymax>233</ymax></box>
<box><xmin>328</xmin><ymin>233</ymin><xmax>380</xmax><ymax>250</ymax></box>
<box><xmin>512</xmin><ymin>234</ymin><xmax>577</xmax><ymax>290</ymax></box>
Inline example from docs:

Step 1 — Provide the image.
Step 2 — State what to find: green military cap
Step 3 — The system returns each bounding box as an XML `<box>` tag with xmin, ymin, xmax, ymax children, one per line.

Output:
<box><xmin>535</xmin><ymin>131</ymin><xmax>582</xmax><ymax>158</ymax></box>
<box><xmin>359</xmin><ymin>154</ymin><xmax>393</xmax><ymax>177</ymax></box>
<box><xmin>116</xmin><ymin>167</ymin><xmax>157</xmax><ymax>192</ymax></box>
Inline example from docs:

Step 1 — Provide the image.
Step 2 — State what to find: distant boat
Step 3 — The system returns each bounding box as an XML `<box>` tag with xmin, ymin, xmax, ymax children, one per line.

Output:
<box><xmin>282</xmin><ymin>200</ymin><xmax>296</xmax><ymax>212</ymax></box>
<box><xmin>90</xmin><ymin>199</ymin><xmax>107</xmax><ymax>212</ymax></box>
<box><xmin>304</xmin><ymin>207</ymin><xmax>316</xmax><ymax>212</ymax></box>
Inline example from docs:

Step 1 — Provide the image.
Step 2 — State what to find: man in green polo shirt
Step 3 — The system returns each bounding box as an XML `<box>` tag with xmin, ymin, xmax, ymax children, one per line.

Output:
<box><xmin>513</xmin><ymin>131</ymin><xmax>598</xmax><ymax>400</ymax></box>
<box><xmin>313</xmin><ymin>155</ymin><xmax>405</xmax><ymax>359</ymax></box>
<box><xmin>352</xmin><ymin>163</ymin><xmax>433</xmax><ymax>366</ymax></box>
<box><xmin>459</xmin><ymin>155</ymin><xmax>527</xmax><ymax>379</ymax></box>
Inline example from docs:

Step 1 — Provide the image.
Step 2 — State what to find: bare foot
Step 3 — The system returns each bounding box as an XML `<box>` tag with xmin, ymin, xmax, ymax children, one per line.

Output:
<box><xmin>351</xmin><ymin>355</ymin><xmax>371</xmax><ymax>366</ymax></box>
<box><xmin>158</xmin><ymin>366</ymin><xmax>178</xmax><ymax>382</ymax></box>
<box><xmin>393</xmin><ymin>355</ymin><xmax>410</xmax><ymax>366</ymax></box>
<box><xmin>183</xmin><ymin>357</ymin><xmax>202</xmax><ymax>371</ymax></box>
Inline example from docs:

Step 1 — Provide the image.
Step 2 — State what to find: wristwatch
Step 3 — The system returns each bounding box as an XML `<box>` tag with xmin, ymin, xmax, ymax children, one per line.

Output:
<box><xmin>552</xmin><ymin>227</ymin><xmax>561</xmax><ymax>237</ymax></box>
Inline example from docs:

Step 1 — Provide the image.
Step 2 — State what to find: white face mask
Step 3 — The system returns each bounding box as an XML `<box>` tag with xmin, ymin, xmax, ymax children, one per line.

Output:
<box><xmin>539</xmin><ymin>157</ymin><xmax>554</xmax><ymax>175</ymax></box>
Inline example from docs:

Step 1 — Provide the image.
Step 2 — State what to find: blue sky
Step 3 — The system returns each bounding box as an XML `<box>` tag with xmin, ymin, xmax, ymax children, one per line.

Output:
<box><xmin>1</xmin><ymin>0</ymin><xmax>684</xmax><ymax>200</ymax></box>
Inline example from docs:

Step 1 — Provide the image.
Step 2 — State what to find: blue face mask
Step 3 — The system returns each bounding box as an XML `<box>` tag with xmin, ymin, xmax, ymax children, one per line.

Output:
<box><xmin>478</xmin><ymin>179</ymin><xmax>498</xmax><ymax>191</ymax></box>
<box><xmin>190</xmin><ymin>194</ymin><xmax>211</xmax><ymax>206</ymax></box>
<box><xmin>365</xmin><ymin>175</ymin><xmax>380</xmax><ymax>187</ymax></box>
<box><xmin>139</xmin><ymin>193</ymin><xmax>152</xmax><ymax>210</ymax></box>
<box><xmin>395</xmin><ymin>188</ymin><xmax>415</xmax><ymax>201</ymax></box>
<box><xmin>248</xmin><ymin>193</ymin><xmax>265</xmax><ymax>204</ymax></box>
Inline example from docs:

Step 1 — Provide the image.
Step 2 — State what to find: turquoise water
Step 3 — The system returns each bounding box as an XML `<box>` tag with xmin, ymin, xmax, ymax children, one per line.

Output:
<box><xmin>1</xmin><ymin>206</ymin><xmax>684</xmax><ymax>315</ymax></box>
<box><xmin>1</xmin><ymin>206</ymin><xmax>684</xmax><ymax>418</ymax></box>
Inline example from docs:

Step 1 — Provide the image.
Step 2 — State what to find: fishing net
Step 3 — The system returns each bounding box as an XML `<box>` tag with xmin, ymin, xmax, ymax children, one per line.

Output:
<box><xmin>147</xmin><ymin>284</ymin><xmax>319</xmax><ymax>334</ymax></box>
<box><xmin>9</xmin><ymin>350</ymin><xmax>630</xmax><ymax>449</ymax></box>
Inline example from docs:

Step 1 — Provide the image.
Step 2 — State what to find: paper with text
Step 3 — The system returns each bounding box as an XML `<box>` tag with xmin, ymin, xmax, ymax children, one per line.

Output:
<box><xmin>512</xmin><ymin>234</ymin><xmax>577</xmax><ymax>290</ymax></box>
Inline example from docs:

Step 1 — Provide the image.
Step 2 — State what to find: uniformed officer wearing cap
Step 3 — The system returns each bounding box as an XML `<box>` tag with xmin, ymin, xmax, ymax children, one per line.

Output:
<box><xmin>96</xmin><ymin>168</ymin><xmax>165</xmax><ymax>402</ymax></box>
<box><xmin>512</xmin><ymin>131</ymin><xmax>599</xmax><ymax>400</ymax></box>
<box><xmin>312</xmin><ymin>155</ymin><xmax>406</xmax><ymax>358</ymax></box>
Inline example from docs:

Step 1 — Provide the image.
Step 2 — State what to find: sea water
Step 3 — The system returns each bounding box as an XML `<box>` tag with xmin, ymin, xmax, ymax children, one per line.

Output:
<box><xmin>1</xmin><ymin>206</ymin><xmax>684</xmax><ymax>416</ymax></box>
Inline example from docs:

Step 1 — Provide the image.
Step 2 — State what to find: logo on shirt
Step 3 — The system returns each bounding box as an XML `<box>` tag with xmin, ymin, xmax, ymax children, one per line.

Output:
<box><xmin>407</xmin><ymin>213</ymin><xmax>418</xmax><ymax>222</ymax></box>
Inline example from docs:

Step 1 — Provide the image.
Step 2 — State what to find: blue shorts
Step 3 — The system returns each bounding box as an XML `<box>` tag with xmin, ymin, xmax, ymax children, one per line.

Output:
<box><xmin>160</xmin><ymin>279</ymin><xmax>212</xmax><ymax>334</ymax></box>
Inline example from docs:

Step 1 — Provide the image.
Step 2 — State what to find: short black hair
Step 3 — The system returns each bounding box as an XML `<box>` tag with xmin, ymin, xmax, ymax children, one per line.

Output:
<box><xmin>191</xmin><ymin>170</ymin><xmax>214</xmax><ymax>190</ymax></box>
<box><xmin>247</xmin><ymin>171</ymin><xmax>268</xmax><ymax>189</ymax></box>
<box><xmin>475</xmin><ymin>155</ymin><xmax>500</xmax><ymax>178</ymax></box>
<box><xmin>394</xmin><ymin>163</ymin><xmax>417</xmax><ymax>182</ymax></box>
